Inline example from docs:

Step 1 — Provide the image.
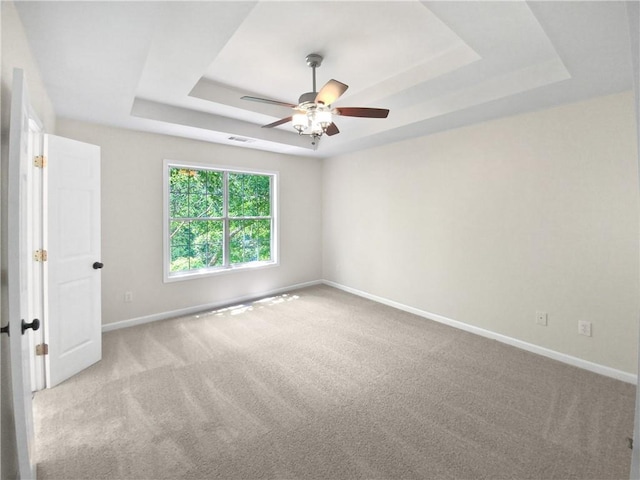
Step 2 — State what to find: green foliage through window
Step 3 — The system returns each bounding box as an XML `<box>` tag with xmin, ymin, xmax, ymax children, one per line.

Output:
<box><xmin>168</xmin><ymin>166</ymin><xmax>275</xmax><ymax>275</ymax></box>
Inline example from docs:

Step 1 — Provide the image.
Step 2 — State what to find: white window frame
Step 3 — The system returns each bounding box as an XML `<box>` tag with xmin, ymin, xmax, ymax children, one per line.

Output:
<box><xmin>163</xmin><ymin>159</ymin><xmax>279</xmax><ymax>282</ymax></box>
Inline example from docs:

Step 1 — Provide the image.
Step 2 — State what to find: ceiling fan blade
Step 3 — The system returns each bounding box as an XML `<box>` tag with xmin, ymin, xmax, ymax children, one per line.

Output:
<box><xmin>335</xmin><ymin>107</ymin><xmax>389</xmax><ymax>118</ymax></box>
<box><xmin>315</xmin><ymin>79</ymin><xmax>349</xmax><ymax>105</ymax></box>
<box><xmin>262</xmin><ymin>116</ymin><xmax>292</xmax><ymax>128</ymax></box>
<box><xmin>241</xmin><ymin>96</ymin><xmax>297</xmax><ymax>108</ymax></box>
<box><xmin>325</xmin><ymin>122</ymin><xmax>340</xmax><ymax>136</ymax></box>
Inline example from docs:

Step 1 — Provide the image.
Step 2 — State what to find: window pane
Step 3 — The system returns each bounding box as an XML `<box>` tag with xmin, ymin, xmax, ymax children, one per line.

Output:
<box><xmin>228</xmin><ymin>173</ymin><xmax>271</xmax><ymax>217</ymax></box>
<box><xmin>229</xmin><ymin>219</ymin><xmax>271</xmax><ymax>264</ymax></box>
<box><xmin>205</xmin><ymin>193</ymin><xmax>223</xmax><ymax>219</ymax></box>
<box><xmin>170</xmin><ymin>220</ymin><xmax>224</xmax><ymax>271</ymax></box>
<box><xmin>169</xmin><ymin>168</ymin><xmax>191</xmax><ymax>194</ymax></box>
<box><xmin>170</xmin><ymin>221</ymin><xmax>192</xmax><ymax>247</ymax></box>
<box><xmin>189</xmin><ymin>169</ymin><xmax>208</xmax><ymax>194</ymax></box>
<box><xmin>170</xmin><ymin>193</ymin><xmax>189</xmax><ymax>218</ymax></box>
<box><xmin>171</xmin><ymin>168</ymin><xmax>224</xmax><ymax>219</ymax></box>
<box><xmin>192</xmin><ymin>220</ymin><xmax>223</xmax><ymax>267</ymax></box>
<box><xmin>191</xmin><ymin>170</ymin><xmax>221</xmax><ymax>218</ymax></box>
<box><xmin>203</xmin><ymin>170</ymin><xmax>223</xmax><ymax>196</ymax></box>
<box><xmin>170</xmin><ymin>246</ymin><xmax>192</xmax><ymax>272</ymax></box>
<box><xmin>203</xmin><ymin>170</ymin><xmax>224</xmax><ymax>217</ymax></box>
<box><xmin>170</xmin><ymin>221</ymin><xmax>193</xmax><ymax>272</ymax></box>
<box><xmin>188</xmin><ymin>193</ymin><xmax>209</xmax><ymax>218</ymax></box>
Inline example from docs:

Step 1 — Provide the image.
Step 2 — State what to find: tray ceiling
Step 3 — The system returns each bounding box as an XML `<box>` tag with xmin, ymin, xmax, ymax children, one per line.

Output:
<box><xmin>14</xmin><ymin>1</ymin><xmax>634</xmax><ymax>158</ymax></box>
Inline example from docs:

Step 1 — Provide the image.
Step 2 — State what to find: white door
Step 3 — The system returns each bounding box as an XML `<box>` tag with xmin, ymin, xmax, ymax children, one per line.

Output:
<box><xmin>8</xmin><ymin>68</ymin><xmax>38</xmax><ymax>480</ymax></box>
<box><xmin>44</xmin><ymin>134</ymin><xmax>102</xmax><ymax>388</ymax></box>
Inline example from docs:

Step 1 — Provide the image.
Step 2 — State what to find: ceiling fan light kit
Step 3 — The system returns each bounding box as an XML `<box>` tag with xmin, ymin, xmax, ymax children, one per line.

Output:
<box><xmin>241</xmin><ymin>53</ymin><xmax>390</xmax><ymax>147</ymax></box>
<box><xmin>292</xmin><ymin>104</ymin><xmax>332</xmax><ymax>135</ymax></box>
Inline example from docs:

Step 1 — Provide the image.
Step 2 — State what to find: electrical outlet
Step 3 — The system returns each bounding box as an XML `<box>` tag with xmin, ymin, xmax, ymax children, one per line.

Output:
<box><xmin>535</xmin><ymin>311</ymin><xmax>548</xmax><ymax>326</ymax></box>
<box><xmin>124</xmin><ymin>291</ymin><xmax>133</xmax><ymax>303</ymax></box>
<box><xmin>578</xmin><ymin>320</ymin><xmax>592</xmax><ymax>337</ymax></box>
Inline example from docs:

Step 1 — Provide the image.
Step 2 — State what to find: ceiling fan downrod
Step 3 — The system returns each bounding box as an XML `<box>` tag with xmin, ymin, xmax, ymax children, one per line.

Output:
<box><xmin>306</xmin><ymin>53</ymin><xmax>323</xmax><ymax>93</ymax></box>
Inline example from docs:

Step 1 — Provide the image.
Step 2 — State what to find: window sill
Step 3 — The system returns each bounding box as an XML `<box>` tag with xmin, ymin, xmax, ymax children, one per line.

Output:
<box><xmin>164</xmin><ymin>260</ymin><xmax>278</xmax><ymax>283</ymax></box>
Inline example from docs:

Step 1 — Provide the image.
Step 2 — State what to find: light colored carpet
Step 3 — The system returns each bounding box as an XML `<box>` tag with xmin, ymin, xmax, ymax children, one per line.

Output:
<box><xmin>34</xmin><ymin>285</ymin><xmax>635</xmax><ymax>479</ymax></box>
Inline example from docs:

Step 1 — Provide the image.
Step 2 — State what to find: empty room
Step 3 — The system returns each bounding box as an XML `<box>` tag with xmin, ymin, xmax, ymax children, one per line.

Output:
<box><xmin>2</xmin><ymin>1</ymin><xmax>640</xmax><ymax>479</ymax></box>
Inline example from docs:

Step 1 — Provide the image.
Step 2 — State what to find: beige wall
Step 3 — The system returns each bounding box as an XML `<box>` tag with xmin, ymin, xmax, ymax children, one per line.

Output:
<box><xmin>1</xmin><ymin>2</ymin><xmax>55</xmax><ymax>133</ymax></box>
<box><xmin>56</xmin><ymin>119</ymin><xmax>323</xmax><ymax>325</ymax></box>
<box><xmin>323</xmin><ymin>91</ymin><xmax>640</xmax><ymax>374</ymax></box>
<box><xmin>1</xmin><ymin>2</ymin><xmax>56</xmax><ymax>479</ymax></box>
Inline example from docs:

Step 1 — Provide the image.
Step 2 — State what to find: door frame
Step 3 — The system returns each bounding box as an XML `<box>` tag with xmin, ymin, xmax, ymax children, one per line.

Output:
<box><xmin>28</xmin><ymin>118</ymin><xmax>46</xmax><ymax>392</ymax></box>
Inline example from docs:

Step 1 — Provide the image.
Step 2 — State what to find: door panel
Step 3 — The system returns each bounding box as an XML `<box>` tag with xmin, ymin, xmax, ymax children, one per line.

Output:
<box><xmin>45</xmin><ymin>134</ymin><xmax>101</xmax><ymax>387</ymax></box>
<box><xmin>58</xmin><ymin>279</ymin><xmax>93</xmax><ymax>352</ymax></box>
<box><xmin>8</xmin><ymin>68</ymin><xmax>37</xmax><ymax>480</ymax></box>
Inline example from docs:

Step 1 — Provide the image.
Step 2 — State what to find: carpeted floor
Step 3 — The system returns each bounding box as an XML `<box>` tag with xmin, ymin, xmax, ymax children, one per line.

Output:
<box><xmin>33</xmin><ymin>285</ymin><xmax>635</xmax><ymax>479</ymax></box>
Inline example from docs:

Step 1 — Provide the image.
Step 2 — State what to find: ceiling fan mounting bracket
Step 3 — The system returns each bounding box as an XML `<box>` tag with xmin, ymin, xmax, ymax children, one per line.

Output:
<box><xmin>305</xmin><ymin>54</ymin><xmax>323</xmax><ymax>68</ymax></box>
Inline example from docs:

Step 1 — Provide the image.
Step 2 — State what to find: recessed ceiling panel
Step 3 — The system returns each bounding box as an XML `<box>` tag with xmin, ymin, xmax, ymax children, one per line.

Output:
<box><xmin>203</xmin><ymin>1</ymin><xmax>474</xmax><ymax>103</ymax></box>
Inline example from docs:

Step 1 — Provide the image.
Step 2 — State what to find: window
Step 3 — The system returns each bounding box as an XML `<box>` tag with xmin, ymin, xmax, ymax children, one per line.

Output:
<box><xmin>164</xmin><ymin>161</ymin><xmax>277</xmax><ymax>281</ymax></box>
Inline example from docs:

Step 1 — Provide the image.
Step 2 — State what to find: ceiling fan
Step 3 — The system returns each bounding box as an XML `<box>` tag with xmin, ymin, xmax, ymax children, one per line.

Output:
<box><xmin>241</xmin><ymin>54</ymin><xmax>389</xmax><ymax>146</ymax></box>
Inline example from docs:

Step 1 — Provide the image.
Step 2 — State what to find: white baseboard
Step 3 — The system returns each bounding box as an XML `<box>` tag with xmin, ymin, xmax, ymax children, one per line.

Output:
<box><xmin>101</xmin><ymin>279</ymin><xmax>323</xmax><ymax>333</ymax></box>
<box><xmin>323</xmin><ymin>280</ymin><xmax>637</xmax><ymax>385</ymax></box>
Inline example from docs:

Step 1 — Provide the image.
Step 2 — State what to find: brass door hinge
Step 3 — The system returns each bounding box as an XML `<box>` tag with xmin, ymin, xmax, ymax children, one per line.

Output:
<box><xmin>35</xmin><ymin>343</ymin><xmax>48</xmax><ymax>356</ymax></box>
<box><xmin>34</xmin><ymin>155</ymin><xmax>47</xmax><ymax>168</ymax></box>
<box><xmin>34</xmin><ymin>249</ymin><xmax>48</xmax><ymax>262</ymax></box>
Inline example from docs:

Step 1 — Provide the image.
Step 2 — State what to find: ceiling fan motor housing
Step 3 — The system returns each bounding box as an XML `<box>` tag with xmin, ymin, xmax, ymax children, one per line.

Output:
<box><xmin>298</xmin><ymin>92</ymin><xmax>317</xmax><ymax>104</ymax></box>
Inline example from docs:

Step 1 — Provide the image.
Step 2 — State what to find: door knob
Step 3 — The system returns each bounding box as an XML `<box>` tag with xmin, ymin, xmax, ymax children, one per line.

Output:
<box><xmin>21</xmin><ymin>319</ymin><xmax>40</xmax><ymax>335</ymax></box>
<box><xmin>93</xmin><ymin>262</ymin><xmax>104</xmax><ymax>269</ymax></box>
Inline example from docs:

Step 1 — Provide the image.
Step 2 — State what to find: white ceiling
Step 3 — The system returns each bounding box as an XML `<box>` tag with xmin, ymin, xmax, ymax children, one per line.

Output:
<box><xmin>14</xmin><ymin>1</ymin><xmax>634</xmax><ymax>158</ymax></box>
